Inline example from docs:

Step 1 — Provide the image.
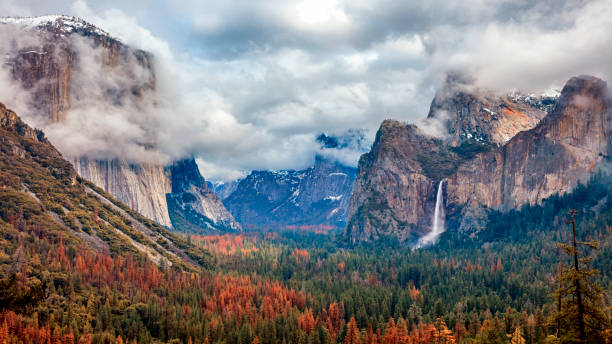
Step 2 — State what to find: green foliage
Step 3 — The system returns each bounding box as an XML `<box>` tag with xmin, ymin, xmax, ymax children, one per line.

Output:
<box><xmin>0</xmin><ymin>274</ymin><xmax>47</xmax><ymax>312</ymax></box>
<box><xmin>416</xmin><ymin>148</ymin><xmax>461</xmax><ymax>180</ymax></box>
<box><xmin>549</xmin><ymin>211</ymin><xmax>610</xmax><ymax>343</ymax></box>
<box><xmin>416</xmin><ymin>139</ymin><xmax>493</xmax><ymax>180</ymax></box>
<box><xmin>451</xmin><ymin>139</ymin><xmax>494</xmax><ymax>160</ymax></box>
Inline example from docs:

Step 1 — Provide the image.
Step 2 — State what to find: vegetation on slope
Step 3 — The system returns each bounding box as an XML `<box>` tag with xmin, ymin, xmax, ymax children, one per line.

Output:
<box><xmin>416</xmin><ymin>139</ymin><xmax>494</xmax><ymax>181</ymax></box>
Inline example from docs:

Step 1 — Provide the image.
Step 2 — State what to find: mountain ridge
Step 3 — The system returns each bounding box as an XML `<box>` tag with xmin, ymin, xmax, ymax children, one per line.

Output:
<box><xmin>345</xmin><ymin>75</ymin><xmax>610</xmax><ymax>244</ymax></box>
<box><xmin>224</xmin><ymin>155</ymin><xmax>357</xmax><ymax>230</ymax></box>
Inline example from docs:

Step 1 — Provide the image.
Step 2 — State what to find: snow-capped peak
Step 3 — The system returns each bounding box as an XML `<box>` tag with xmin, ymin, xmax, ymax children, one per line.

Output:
<box><xmin>0</xmin><ymin>15</ymin><xmax>112</xmax><ymax>39</ymax></box>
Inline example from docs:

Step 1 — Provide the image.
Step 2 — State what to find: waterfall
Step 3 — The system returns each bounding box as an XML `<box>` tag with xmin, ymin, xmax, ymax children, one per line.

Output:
<box><xmin>415</xmin><ymin>180</ymin><xmax>445</xmax><ymax>248</ymax></box>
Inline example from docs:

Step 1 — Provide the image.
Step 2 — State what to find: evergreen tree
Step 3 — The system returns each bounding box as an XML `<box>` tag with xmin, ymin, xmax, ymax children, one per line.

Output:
<box><xmin>550</xmin><ymin>210</ymin><xmax>610</xmax><ymax>343</ymax></box>
<box><xmin>509</xmin><ymin>327</ymin><xmax>525</xmax><ymax>344</ymax></box>
<box><xmin>344</xmin><ymin>317</ymin><xmax>360</xmax><ymax>344</ymax></box>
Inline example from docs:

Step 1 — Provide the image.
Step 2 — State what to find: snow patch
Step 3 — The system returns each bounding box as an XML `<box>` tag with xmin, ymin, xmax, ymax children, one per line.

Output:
<box><xmin>0</xmin><ymin>15</ymin><xmax>112</xmax><ymax>39</ymax></box>
<box><xmin>482</xmin><ymin>107</ymin><xmax>495</xmax><ymax>115</ymax></box>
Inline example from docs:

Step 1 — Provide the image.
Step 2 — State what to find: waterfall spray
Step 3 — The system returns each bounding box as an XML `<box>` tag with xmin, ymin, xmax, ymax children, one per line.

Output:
<box><xmin>415</xmin><ymin>180</ymin><xmax>445</xmax><ymax>248</ymax></box>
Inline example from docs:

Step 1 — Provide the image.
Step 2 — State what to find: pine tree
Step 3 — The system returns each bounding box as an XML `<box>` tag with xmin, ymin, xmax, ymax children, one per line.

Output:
<box><xmin>383</xmin><ymin>318</ymin><xmax>397</xmax><ymax>344</ymax></box>
<box><xmin>550</xmin><ymin>210</ymin><xmax>610</xmax><ymax>343</ymax></box>
<box><xmin>508</xmin><ymin>327</ymin><xmax>525</xmax><ymax>344</ymax></box>
<box><xmin>345</xmin><ymin>317</ymin><xmax>360</xmax><ymax>344</ymax></box>
<box><xmin>434</xmin><ymin>318</ymin><xmax>455</xmax><ymax>344</ymax></box>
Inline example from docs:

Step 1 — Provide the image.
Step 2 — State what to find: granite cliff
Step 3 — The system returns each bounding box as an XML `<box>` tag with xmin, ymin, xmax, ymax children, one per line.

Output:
<box><xmin>427</xmin><ymin>74</ymin><xmax>553</xmax><ymax>146</ymax></box>
<box><xmin>346</xmin><ymin>75</ymin><xmax>608</xmax><ymax>244</ymax></box>
<box><xmin>447</xmin><ymin>75</ymin><xmax>610</xmax><ymax>231</ymax></box>
<box><xmin>1</xmin><ymin>16</ymin><xmax>237</xmax><ymax>231</ymax></box>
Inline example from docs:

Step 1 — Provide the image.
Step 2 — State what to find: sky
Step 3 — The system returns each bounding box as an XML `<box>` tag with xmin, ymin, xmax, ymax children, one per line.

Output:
<box><xmin>1</xmin><ymin>0</ymin><xmax>612</xmax><ymax>181</ymax></box>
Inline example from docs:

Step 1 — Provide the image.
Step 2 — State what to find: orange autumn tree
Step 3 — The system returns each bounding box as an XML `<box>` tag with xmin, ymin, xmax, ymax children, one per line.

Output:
<box><xmin>298</xmin><ymin>308</ymin><xmax>315</xmax><ymax>334</ymax></box>
<box><xmin>434</xmin><ymin>317</ymin><xmax>456</xmax><ymax>344</ymax></box>
<box><xmin>383</xmin><ymin>318</ymin><xmax>398</xmax><ymax>344</ymax></box>
<box><xmin>317</xmin><ymin>302</ymin><xmax>345</xmax><ymax>340</ymax></box>
<box><xmin>345</xmin><ymin>317</ymin><xmax>360</xmax><ymax>344</ymax></box>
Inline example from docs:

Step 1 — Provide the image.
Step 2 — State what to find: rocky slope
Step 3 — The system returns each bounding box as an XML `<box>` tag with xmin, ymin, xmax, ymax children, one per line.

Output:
<box><xmin>210</xmin><ymin>180</ymin><xmax>241</xmax><ymax>200</ymax></box>
<box><xmin>346</xmin><ymin>75</ymin><xmax>609</xmax><ymax>243</ymax></box>
<box><xmin>167</xmin><ymin>159</ymin><xmax>240</xmax><ymax>233</ymax></box>
<box><xmin>427</xmin><ymin>74</ymin><xmax>554</xmax><ymax>146</ymax></box>
<box><xmin>1</xmin><ymin>16</ymin><xmax>236</xmax><ymax>231</ymax></box>
<box><xmin>224</xmin><ymin>156</ymin><xmax>357</xmax><ymax>230</ymax></box>
<box><xmin>0</xmin><ymin>102</ymin><xmax>212</xmax><ymax>269</ymax></box>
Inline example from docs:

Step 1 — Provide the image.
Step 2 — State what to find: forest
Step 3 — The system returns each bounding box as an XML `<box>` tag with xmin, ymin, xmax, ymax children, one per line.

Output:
<box><xmin>1</xmin><ymin>172</ymin><xmax>611</xmax><ymax>343</ymax></box>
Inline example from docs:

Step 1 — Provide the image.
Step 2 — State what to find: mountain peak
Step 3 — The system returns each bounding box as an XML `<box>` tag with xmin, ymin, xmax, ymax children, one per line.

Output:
<box><xmin>426</xmin><ymin>75</ymin><xmax>552</xmax><ymax>146</ymax></box>
<box><xmin>1</xmin><ymin>15</ymin><xmax>111</xmax><ymax>38</ymax></box>
<box><xmin>552</xmin><ymin>75</ymin><xmax>608</xmax><ymax>116</ymax></box>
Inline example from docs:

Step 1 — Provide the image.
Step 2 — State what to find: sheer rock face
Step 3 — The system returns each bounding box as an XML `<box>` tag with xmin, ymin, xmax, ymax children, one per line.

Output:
<box><xmin>166</xmin><ymin>159</ymin><xmax>240</xmax><ymax>232</ymax></box>
<box><xmin>224</xmin><ymin>156</ymin><xmax>357</xmax><ymax>230</ymax></box>
<box><xmin>4</xmin><ymin>16</ymin><xmax>155</xmax><ymax>123</ymax></box>
<box><xmin>346</xmin><ymin>75</ymin><xmax>610</xmax><ymax>242</ymax></box>
<box><xmin>2</xmin><ymin>16</ymin><xmax>236</xmax><ymax>230</ymax></box>
<box><xmin>447</xmin><ymin>75</ymin><xmax>610</xmax><ymax>231</ymax></box>
<box><xmin>71</xmin><ymin>157</ymin><xmax>172</xmax><ymax>226</ymax></box>
<box><xmin>345</xmin><ymin>122</ymin><xmax>441</xmax><ymax>243</ymax></box>
<box><xmin>2</xmin><ymin>16</ymin><xmax>168</xmax><ymax>225</ymax></box>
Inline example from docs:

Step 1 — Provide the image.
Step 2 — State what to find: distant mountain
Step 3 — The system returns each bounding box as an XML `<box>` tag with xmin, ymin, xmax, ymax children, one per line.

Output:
<box><xmin>346</xmin><ymin>75</ymin><xmax>609</xmax><ymax>244</ymax></box>
<box><xmin>213</xmin><ymin>130</ymin><xmax>369</xmax><ymax>231</ymax></box>
<box><xmin>0</xmin><ymin>101</ymin><xmax>212</xmax><ymax>268</ymax></box>
<box><xmin>1</xmin><ymin>15</ymin><xmax>238</xmax><ymax>232</ymax></box>
<box><xmin>167</xmin><ymin>159</ymin><xmax>240</xmax><ymax>233</ymax></box>
<box><xmin>223</xmin><ymin>156</ymin><xmax>357</xmax><ymax>230</ymax></box>
<box><xmin>209</xmin><ymin>179</ymin><xmax>241</xmax><ymax>200</ymax></box>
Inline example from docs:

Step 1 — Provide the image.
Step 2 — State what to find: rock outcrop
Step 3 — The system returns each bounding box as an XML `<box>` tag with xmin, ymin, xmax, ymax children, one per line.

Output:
<box><xmin>224</xmin><ymin>156</ymin><xmax>357</xmax><ymax>230</ymax></box>
<box><xmin>166</xmin><ymin>159</ymin><xmax>240</xmax><ymax>233</ymax></box>
<box><xmin>72</xmin><ymin>157</ymin><xmax>172</xmax><ymax>226</ymax></box>
<box><xmin>345</xmin><ymin>122</ymin><xmax>442</xmax><ymax>242</ymax></box>
<box><xmin>426</xmin><ymin>74</ymin><xmax>553</xmax><ymax>146</ymax></box>
<box><xmin>346</xmin><ymin>75</ymin><xmax>610</xmax><ymax>243</ymax></box>
<box><xmin>3</xmin><ymin>16</ymin><xmax>154</xmax><ymax>123</ymax></box>
<box><xmin>447</xmin><ymin>75</ymin><xmax>610</xmax><ymax>231</ymax></box>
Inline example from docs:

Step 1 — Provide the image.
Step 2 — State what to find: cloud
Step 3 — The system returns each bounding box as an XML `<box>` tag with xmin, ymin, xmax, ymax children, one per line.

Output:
<box><xmin>0</xmin><ymin>0</ymin><xmax>31</xmax><ymax>16</ymax></box>
<box><xmin>431</xmin><ymin>0</ymin><xmax>612</xmax><ymax>93</ymax></box>
<box><xmin>418</xmin><ymin>111</ymin><xmax>450</xmax><ymax>139</ymax></box>
<box><xmin>316</xmin><ymin>129</ymin><xmax>372</xmax><ymax>167</ymax></box>
<box><xmin>1</xmin><ymin>0</ymin><xmax>611</xmax><ymax>181</ymax></box>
